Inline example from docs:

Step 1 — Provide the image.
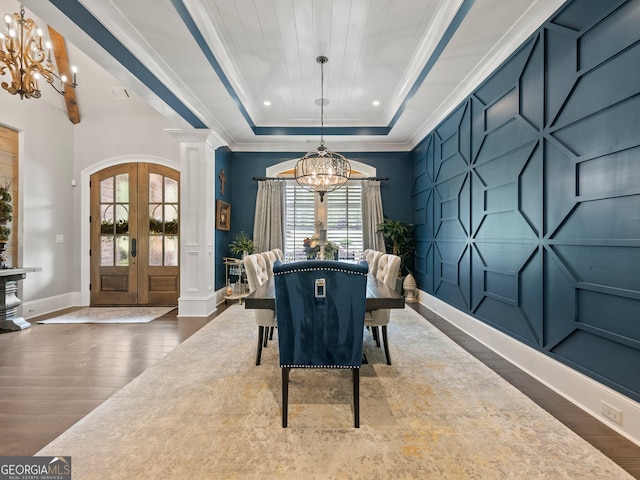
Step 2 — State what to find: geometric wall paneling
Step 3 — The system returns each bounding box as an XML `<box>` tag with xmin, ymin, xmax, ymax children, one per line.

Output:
<box><xmin>518</xmin><ymin>143</ymin><xmax>543</xmax><ymax>237</ymax></box>
<box><xmin>551</xmin><ymin>94</ymin><xmax>640</xmax><ymax>159</ymax></box>
<box><xmin>543</xmin><ymin>140</ymin><xmax>576</xmax><ymax>238</ymax></box>
<box><xmin>411</xmin><ymin>137</ymin><xmax>435</xmax><ymax>294</ymax></box>
<box><xmin>434</xmin><ymin>175</ymin><xmax>467</xmax><ymax>239</ymax></box>
<box><xmin>554</xmin><ymin>46</ymin><xmax>640</xmax><ymax>133</ymax></box>
<box><xmin>519</xmin><ymin>36</ymin><xmax>544</xmax><ymax>131</ymax></box>
<box><xmin>433</xmin><ymin>241</ymin><xmax>469</xmax><ymax>311</ymax></box>
<box><xmin>551</xmin><ymin>0</ymin><xmax>627</xmax><ymax>32</ymax></box>
<box><xmin>570</xmin><ymin>0</ymin><xmax>639</xmax><ymax>72</ymax></box>
<box><xmin>552</xmin><ymin>195</ymin><xmax>640</xmax><ymax>243</ymax></box>
<box><xmin>548</xmin><ymin>329</ymin><xmax>640</xmax><ymax>402</ymax></box>
<box><xmin>544</xmin><ymin>26</ymin><xmax>578</xmax><ymax>127</ymax></box>
<box><xmin>576</xmin><ymin>146</ymin><xmax>640</xmax><ymax>200</ymax></box>
<box><xmin>474</xmin><ymin>38</ymin><xmax>535</xmax><ymax>113</ymax></box>
<box><xmin>412</xmin><ymin>0</ymin><xmax>640</xmax><ymax>401</ymax></box>
<box><xmin>434</xmin><ymin>109</ymin><xmax>469</xmax><ymax>183</ymax></box>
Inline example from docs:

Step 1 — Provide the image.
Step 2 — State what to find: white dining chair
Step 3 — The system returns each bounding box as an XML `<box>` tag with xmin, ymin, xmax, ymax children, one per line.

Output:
<box><xmin>365</xmin><ymin>253</ymin><xmax>401</xmax><ymax>365</ymax></box>
<box><xmin>272</xmin><ymin>248</ymin><xmax>284</xmax><ymax>262</ymax></box>
<box><xmin>260</xmin><ymin>250</ymin><xmax>278</xmax><ymax>277</ymax></box>
<box><xmin>365</xmin><ymin>250</ymin><xmax>383</xmax><ymax>277</ymax></box>
<box><xmin>244</xmin><ymin>253</ymin><xmax>277</xmax><ymax>365</ymax></box>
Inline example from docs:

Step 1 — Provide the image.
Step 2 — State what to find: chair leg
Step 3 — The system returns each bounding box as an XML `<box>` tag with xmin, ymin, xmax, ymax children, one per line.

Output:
<box><xmin>263</xmin><ymin>328</ymin><xmax>269</xmax><ymax>347</ymax></box>
<box><xmin>282</xmin><ymin>367</ymin><xmax>289</xmax><ymax>428</ymax></box>
<box><xmin>269</xmin><ymin>326</ymin><xmax>274</xmax><ymax>340</ymax></box>
<box><xmin>372</xmin><ymin>326</ymin><xmax>381</xmax><ymax>347</ymax></box>
<box><xmin>381</xmin><ymin>325</ymin><xmax>392</xmax><ymax>365</ymax></box>
<box><xmin>256</xmin><ymin>326</ymin><xmax>264</xmax><ymax>365</ymax></box>
<box><xmin>352</xmin><ymin>368</ymin><xmax>360</xmax><ymax>428</ymax></box>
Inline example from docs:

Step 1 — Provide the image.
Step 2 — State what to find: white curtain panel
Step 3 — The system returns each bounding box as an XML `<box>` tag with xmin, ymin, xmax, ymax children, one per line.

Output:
<box><xmin>361</xmin><ymin>180</ymin><xmax>386</xmax><ymax>251</ymax></box>
<box><xmin>253</xmin><ymin>179</ymin><xmax>285</xmax><ymax>252</ymax></box>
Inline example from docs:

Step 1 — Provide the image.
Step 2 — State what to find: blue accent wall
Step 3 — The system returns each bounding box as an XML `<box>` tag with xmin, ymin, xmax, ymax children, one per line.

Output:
<box><xmin>215</xmin><ymin>151</ymin><xmax>413</xmax><ymax>289</ymax></box>
<box><xmin>411</xmin><ymin>0</ymin><xmax>640</xmax><ymax>402</ymax></box>
<box><xmin>215</xmin><ymin>147</ymin><xmax>232</xmax><ymax>290</ymax></box>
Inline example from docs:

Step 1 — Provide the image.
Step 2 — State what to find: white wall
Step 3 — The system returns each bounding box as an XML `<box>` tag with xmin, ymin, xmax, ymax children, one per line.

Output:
<box><xmin>1</xmin><ymin>90</ymin><xmax>184</xmax><ymax>316</ymax></box>
<box><xmin>0</xmin><ymin>92</ymin><xmax>75</xmax><ymax>308</ymax></box>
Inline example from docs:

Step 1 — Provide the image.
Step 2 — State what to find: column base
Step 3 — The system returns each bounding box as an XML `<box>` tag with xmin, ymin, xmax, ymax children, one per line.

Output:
<box><xmin>0</xmin><ymin>316</ymin><xmax>31</xmax><ymax>331</ymax></box>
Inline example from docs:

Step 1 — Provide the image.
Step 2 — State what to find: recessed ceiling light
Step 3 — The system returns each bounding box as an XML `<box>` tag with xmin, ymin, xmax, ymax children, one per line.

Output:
<box><xmin>372</xmin><ymin>100</ymin><xmax>380</xmax><ymax>106</ymax></box>
<box><xmin>264</xmin><ymin>100</ymin><xmax>271</xmax><ymax>106</ymax></box>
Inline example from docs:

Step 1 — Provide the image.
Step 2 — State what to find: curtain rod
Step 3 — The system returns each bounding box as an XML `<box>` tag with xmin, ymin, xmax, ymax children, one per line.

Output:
<box><xmin>252</xmin><ymin>176</ymin><xmax>389</xmax><ymax>181</ymax></box>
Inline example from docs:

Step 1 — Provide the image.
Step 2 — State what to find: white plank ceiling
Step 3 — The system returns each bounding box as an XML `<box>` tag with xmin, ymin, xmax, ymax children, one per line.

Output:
<box><xmin>11</xmin><ymin>0</ymin><xmax>567</xmax><ymax>151</ymax></box>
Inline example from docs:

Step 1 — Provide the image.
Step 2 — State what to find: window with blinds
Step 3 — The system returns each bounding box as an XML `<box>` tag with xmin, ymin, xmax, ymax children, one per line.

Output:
<box><xmin>284</xmin><ymin>184</ymin><xmax>316</xmax><ymax>261</ymax></box>
<box><xmin>284</xmin><ymin>181</ymin><xmax>363</xmax><ymax>261</ymax></box>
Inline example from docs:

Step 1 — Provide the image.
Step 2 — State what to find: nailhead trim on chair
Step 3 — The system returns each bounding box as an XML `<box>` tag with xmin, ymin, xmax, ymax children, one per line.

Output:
<box><xmin>281</xmin><ymin>364</ymin><xmax>361</xmax><ymax>369</ymax></box>
<box><xmin>274</xmin><ymin>266</ymin><xmax>367</xmax><ymax>276</ymax></box>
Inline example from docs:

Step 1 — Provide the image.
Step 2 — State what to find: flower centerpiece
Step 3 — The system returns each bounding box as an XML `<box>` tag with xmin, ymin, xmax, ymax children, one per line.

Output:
<box><xmin>303</xmin><ymin>234</ymin><xmax>338</xmax><ymax>260</ymax></box>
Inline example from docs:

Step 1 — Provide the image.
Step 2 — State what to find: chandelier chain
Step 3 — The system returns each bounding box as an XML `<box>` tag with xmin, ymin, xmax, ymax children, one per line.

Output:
<box><xmin>320</xmin><ymin>56</ymin><xmax>324</xmax><ymax>145</ymax></box>
<box><xmin>294</xmin><ymin>55</ymin><xmax>350</xmax><ymax>202</ymax></box>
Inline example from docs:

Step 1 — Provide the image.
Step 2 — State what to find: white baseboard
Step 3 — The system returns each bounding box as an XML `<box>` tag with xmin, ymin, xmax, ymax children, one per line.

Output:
<box><xmin>23</xmin><ymin>292</ymin><xmax>84</xmax><ymax>319</ymax></box>
<box><xmin>418</xmin><ymin>290</ymin><xmax>640</xmax><ymax>447</ymax></box>
<box><xmin>23</xmin><ymin>291</ymin><xmax>223</xmax><ymax>320</ymax></box>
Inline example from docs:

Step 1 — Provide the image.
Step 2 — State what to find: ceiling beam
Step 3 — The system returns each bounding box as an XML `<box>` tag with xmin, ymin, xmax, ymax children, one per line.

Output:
<box><xmin>47</xmin><ymin>26</ymin><xmax>80</xmax><ymax>125</ymax></box>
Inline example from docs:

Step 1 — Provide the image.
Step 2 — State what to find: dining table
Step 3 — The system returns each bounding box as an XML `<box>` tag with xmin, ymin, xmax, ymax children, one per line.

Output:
<box><xmin>244</xmin><ymin>273</ymin><xmax>405</xmax><ymax>311</ymax></box>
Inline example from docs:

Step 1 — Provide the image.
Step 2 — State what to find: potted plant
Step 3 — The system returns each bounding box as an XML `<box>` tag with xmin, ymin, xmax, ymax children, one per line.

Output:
<box><xmin>228</xmin><ymin>231</ymin><xmax>255</xmax><ymax>258</ymax></box>
<box><xmin>377</xmin><ymin>217</ymin><xmax>415</xmax><ymax>277</ymax></box>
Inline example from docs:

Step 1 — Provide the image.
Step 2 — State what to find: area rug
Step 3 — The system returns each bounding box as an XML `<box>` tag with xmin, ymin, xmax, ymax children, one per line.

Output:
<box><xmin>37</xmin><ymin>307</ymin><xmax>175</xmax><ymax>324</ymax></box>
<box><xmin>37</xmin><ymin>305</ymin><xmax>632</xmax><ymax>479</ymax></box>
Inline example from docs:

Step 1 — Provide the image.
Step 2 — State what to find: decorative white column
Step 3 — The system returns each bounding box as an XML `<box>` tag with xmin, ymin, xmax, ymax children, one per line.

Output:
<box><xmin>167</xmin><ymin>129</ymin><xmax>226</xmax><ymax>317</ymax></box>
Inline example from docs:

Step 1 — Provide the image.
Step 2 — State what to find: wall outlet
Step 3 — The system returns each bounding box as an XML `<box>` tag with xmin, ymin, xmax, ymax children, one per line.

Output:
<box><xmin>601</xmin><ymin>401</ymin><xmax>623</xmax><ymax>425</ymax></box>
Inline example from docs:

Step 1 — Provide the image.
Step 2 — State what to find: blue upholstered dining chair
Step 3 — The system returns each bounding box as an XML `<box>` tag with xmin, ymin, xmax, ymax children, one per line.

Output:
<box><xmin>273</xmin><ymin>260</ymin><xmax>369</xmax><ymax>428</ymax></box>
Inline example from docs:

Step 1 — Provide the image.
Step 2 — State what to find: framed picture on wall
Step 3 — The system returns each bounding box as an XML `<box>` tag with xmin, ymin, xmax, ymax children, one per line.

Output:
<box><xmin>216</xmin><ymin>200</ymin><xmax>231</xmax><ymax>231</ymax></box>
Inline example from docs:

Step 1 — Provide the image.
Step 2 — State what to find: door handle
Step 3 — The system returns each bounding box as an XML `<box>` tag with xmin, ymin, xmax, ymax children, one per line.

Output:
<box><xmin>131</xmin><ymin>238</ymin><xmax>137</xmax><ymax>258</ymax></box>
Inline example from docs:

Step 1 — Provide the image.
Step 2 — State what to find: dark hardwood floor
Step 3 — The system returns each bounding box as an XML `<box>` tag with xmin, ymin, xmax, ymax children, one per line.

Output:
<box><xmin>1</xmin><ymin>303</ymin><xmax>638</xmax><ymax>478</ymax></box>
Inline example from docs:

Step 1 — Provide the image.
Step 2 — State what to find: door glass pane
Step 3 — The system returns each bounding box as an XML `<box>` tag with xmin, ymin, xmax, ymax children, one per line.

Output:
<box><xmin>100</xmin><ymin>177</ymin><xmax>114</xmax><ymax>203</ymax></box>
<box><xmin>149</xmin><ymin>236</ymin><xmax>163</xmax><ymax>266</ymax></box>
<box><xmin>101</xmin><ymin>204</ymin><xmax>114</xmax><ymax>234</ymax></box>
<box><xmin>147</xmin><ymin>173</ymin><xmax>179</xmax><ymax>266</ymax></box>
<box><xmin>149</xmin><ymin>173</ymin><xmax>163</xmax><ymax>203</ymax></box>
<box><xmin>100</xmin><ymin>173</ymin><xmax>129</xmax><ymax>267</ymax></box>
<box><xmin>165</xmin><ymin>177</ymin><xmax>178</xmax><ymax>203</ymax></box>
<box><xmin>101</xmin><ymin>236</ymin><xmax>114</xmax><ymax>266</ymax></box>
<box><xmin>116</xmin><ymin>236</ymin><xmax>129</xmax><ymax>266</ymax></box>
<box><xmin>149</xmin><ymin>204</ymin><xmax>163</xmax><ymax>234</ymax></box>
<box><xmin>115</xmin><ymin>204</ymin><xmax>129</xmax><ymax>234</ymax></box>
<box><xmin>115</xmin><ymin>174</ymin><xmax>129</xmax><ymax>202</ymax></box>
<box><xmin>165</xmin><ymin>205</ymin><xmax>178</xmax><ymax>234</ymax></box>
<box><xmin>165</xmin><ymin>236</ymin><xmax>178</xmax><ymax>266</ymax></box>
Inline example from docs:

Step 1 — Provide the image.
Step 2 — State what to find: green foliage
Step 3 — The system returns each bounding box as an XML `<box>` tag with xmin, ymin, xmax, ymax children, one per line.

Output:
<box><xmin>101</xmin><ymin>219</ymin><xmax>129</xmax><ymax>235</ymax></box>
<box><xmin>149</xmin><ymin>217</ymin><xmax>178</xmax><ymax>235</ymax></box>
<box><xmin>229</xmin><ymin>231</ymin><xmax>255</xmax><ymax>256</ymax></box>
<box><xmin>303</xmin><ymin>235</ymin><xmax>338</xmax><ymax>260</ymax></box>
<box><xmin>377</xmin><ymin>217</ymin><xmax>415</xmax><ymax>275</ymax></box>
<box><xmin>0</xmin><ymin>184</ymin><xmax>13</xmax><ymax>242</ymax></box>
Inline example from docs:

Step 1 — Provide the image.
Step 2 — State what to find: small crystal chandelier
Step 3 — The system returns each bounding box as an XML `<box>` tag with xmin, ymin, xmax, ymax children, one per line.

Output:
<box><xmin>295</xmin><ymin>56</ymin><xmax>350</xmax><ymax>202</ymax></box>
<box><xmin>0</xmin><ymin>4</ymin><xmax>77</xmax><ymax>99</ymax></box>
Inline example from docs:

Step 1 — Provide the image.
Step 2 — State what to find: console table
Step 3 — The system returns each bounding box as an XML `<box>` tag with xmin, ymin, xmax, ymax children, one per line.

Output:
<box><xmin>0</xmin><ymin>267</ymin><xmax>42</xmax><ymax>331</ymax></box>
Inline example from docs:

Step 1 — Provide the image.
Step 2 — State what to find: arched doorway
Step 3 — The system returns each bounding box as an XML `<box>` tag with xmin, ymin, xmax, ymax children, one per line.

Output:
<box><xmin>90</xmin><ymin>163</ymin><xmax>179</xmax><ymax>306</ymax></box>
